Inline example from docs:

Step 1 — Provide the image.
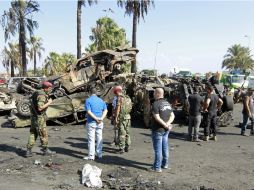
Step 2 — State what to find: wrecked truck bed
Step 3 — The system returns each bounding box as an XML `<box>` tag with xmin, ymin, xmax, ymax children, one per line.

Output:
<box><xmin>9</xmin><ymin>83</ymin><xmax>117</xmax><ymax>128</ymax></box>
<box><xmin>10</xmin><ymin>92</ymin><xmax>89</xmax><ymax>128</ymax></box>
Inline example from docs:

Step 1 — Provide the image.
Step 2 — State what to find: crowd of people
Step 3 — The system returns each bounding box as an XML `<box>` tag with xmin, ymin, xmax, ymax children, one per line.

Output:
<box><xmin>24</xmin><ymin>81</ymin><xmax>254</xmax><ymax>173</ymax></box>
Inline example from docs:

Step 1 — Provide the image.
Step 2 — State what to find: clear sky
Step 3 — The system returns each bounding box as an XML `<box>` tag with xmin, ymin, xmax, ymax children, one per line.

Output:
<box><xmin>0</xmin><ymin>0</ymin><xmax>254</xmax><ymax>74</ymax></box>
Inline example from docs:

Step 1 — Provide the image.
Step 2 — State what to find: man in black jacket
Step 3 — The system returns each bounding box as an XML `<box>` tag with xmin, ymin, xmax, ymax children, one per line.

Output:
<box><xmin>203</xmin><ymin>85</ymin><xmax>223</xmax><ymax>141</ymax></box>
<box><xmin>188</xmin><ymin>87</ymin><xmax>203</xmax><ymax>142</ymax></box>
<box><xmin>149</xmin><ymin>88</ymin><xmax>175</xmax><ymax>172</ymax></box>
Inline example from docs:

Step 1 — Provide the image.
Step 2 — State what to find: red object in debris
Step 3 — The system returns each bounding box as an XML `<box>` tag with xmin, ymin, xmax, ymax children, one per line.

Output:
<box><xmin>0</xmin><ymin>78</ymin><xmax>6</xmax><ymax>85</ymax></box>
<box><xmin>42</xmin><ymin>81</ymin><xmax>53</xmax><ymax>88</ymax></box>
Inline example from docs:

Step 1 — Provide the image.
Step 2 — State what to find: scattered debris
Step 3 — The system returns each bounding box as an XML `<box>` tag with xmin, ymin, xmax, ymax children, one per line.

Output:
<box><xmin>194</xmin><ymin>186</ymin><xmax>215</xmax><ymax>190</ymax></box>
<box><xmin>45</xmin><ymin>162</ymin><xmax>62</xmax><ymax>170</ymax></box>
<box><xmin>103</xmin><ymin>167</ymin><xmax>164</xmax><ymax>189</ymax></box>
<box><xmin>54</xmin><ymin>183</ymin><xmax>73</xmax><ymax>190</ymax></box>
<box><xmin>34</xmin><ymin>160</ymin><xmax>41</xmax><ymax>165</ymax></box>
<box><xmin>53</xmin><ymin>127</ymin><xmax>61</xmax><ymax>131</ymax></box>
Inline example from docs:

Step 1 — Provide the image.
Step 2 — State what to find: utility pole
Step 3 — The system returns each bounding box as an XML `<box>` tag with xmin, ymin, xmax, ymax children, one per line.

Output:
<box><xmin>153</xmin><ymin>41</ymin><xmax>161</xmax><ymax>75</ymax></box>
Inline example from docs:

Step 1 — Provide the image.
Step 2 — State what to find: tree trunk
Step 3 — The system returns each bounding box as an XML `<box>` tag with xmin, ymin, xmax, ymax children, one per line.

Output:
<box><xmin>19</xmin><ymin>9</ymin><xmax>27</xmax><ymax>76</ymax></box>
<box><xmin>77</xmin><ymin>0</ymin><xmax>82</xmax><ymax>59</ymax></box>
<box><xmin>11</xmin><ymin>61</ymin><xmax>15</xmax><ymax>77</ymax></box>
<box><xmin>131</xmin><ymin>13</ymin><xmax>138</xmax><ymax>73</ymax></box>
<box><xmin>33</xmin><ymin>50</ymin><xmax>37</xmax><ymax>76</ymax></box>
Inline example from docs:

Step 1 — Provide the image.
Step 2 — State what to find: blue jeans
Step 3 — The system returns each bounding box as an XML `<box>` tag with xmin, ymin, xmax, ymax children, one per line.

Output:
<box><xmin>241</xmin><ymin>113</ymin><xmax>254</xmax><ymax>134</ymax></box>
<box><xmin>86</xmin><ymin>122</ymin><xmax>104</xmax><ymax>159</ymax></box>
<box><xmin>152</xmin><ymin>130</ymin><xmax>169</xmax><ymax>170</ymax></box>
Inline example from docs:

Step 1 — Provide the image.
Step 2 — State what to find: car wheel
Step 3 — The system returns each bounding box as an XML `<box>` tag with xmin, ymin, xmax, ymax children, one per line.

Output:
<box><xmin>53</xmin><ymin>88</ymin><xmax>65</xmax><ymax>98</ymax></box>
<box><xmin>222</xmin><ymin>95</ymin><xmax>234</xmax><ymax>112</ymax></box>
<box><xmin>16</xmin><ymin>99</ymin><xmax>31</xmax><ymax>117</ymax></box>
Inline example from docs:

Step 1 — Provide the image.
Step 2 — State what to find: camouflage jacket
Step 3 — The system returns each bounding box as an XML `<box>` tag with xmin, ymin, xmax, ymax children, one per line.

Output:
<box><xmin>31</xmin><ymin>90</ymin><xmax>49</xmax><ymax>116</ymax></box>
<box><xmin>115</xmin><ymin>94</ymin><xmax>132</xmax><ymax>120</ymax></box>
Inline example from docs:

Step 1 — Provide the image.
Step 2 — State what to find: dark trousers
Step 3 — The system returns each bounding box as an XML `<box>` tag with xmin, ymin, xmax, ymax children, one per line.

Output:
<box><xmin>188</xmin><ymin>115</ymin><xmax>201</xmax><ymax>140</ymax></box>
<box><xmin>204</xmin><ymin>113</ymin><xmax>217</xmax><ymax>136</ymax></box>
<box><xmin>241</xmin><ymin>113</ymin><xmax>254</xmax><ymax>134</ymax></box>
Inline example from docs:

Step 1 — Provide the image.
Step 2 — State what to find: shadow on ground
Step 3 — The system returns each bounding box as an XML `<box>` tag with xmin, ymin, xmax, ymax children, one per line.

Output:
<box><xmin>0</xmin><ymin>144</ymin><xmax>26</xmax><ymax>157</ymax></box>
<box><xmin>97</xmin><ymin>155</ymin><xmax>151</xmax><ymax>170</ymax></box>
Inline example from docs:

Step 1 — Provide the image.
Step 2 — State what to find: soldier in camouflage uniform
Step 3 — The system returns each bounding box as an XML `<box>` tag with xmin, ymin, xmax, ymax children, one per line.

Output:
<box><xmin>26</xmin><ymin>81</ymin><xmax>54</xmax><ymax>157</ymax></box>
<box><xmin>114</xmin><ymin>86</ymin><xmax>132</xmax><ymax>154</ymax></box>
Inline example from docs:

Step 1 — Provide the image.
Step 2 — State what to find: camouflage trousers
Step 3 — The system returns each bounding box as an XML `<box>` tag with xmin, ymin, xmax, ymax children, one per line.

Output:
<box><xmin>118</xmin><ymin>119</ymin><xmax>131</xmax><ymax>150</ymax></box>
<box><xmin>27</xmin><ymin>115</ymin><xmax>48</xmax><ymax>149</ymax></box>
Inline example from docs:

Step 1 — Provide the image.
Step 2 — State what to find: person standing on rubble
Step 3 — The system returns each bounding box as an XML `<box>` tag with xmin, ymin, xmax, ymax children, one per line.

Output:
<box><xmin>84</xmin><ymin>88</ymin><xmax>108</xmax><ymax>160</ymax></box>
<box><xmin>203</xmin><ymin>85</ymin><xmax>223</xmax><ymax>141</ymax></box>
<box><xmin>149</xmin><ymin>88</ymin><xmax>175</xmax><ymax>173</ymax></box>
<box><xmin>188</xmin><ymin>86</ymin><xmax>204</xmax><ymax>142</ymax></box>
<box><xmin>114</xmin><ymin>85</ymin><xmax>132</xmax><ymax>154</ymax></box>
<box><xmin>241</xmin><ymin>88</ymin><xmax>254</xmax><ymax>136</ymax></box>
<box><xmin>26</xmin><ymin>81</ymin><xmax>55</xmax><ymax>157</ymax></box>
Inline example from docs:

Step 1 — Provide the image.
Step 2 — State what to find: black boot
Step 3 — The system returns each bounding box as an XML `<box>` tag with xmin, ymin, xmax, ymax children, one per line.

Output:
<box><xmin>25</xmin><ymin>148</ymin><xmax>33</xmax><ymax>158</ymax></box>
<box><xmin>124</xmin><ymin>147</ymin><xmax>129</xmax><ymax>152</ymax></box>
<box><xmin>42</xmin><ymin>148</ymin><xmax>56</xmax><ymax>156</ymax></box>
<box><xmin>116</xmin><ymin>149</ymin><xmax>125</xmax><ymax>154</ymax></box>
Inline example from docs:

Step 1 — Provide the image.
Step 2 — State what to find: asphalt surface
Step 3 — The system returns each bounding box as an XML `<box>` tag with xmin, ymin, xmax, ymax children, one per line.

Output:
<box><xmin>0</xmin><ymin>104</ymin><xmax>254</xmax><ymax>190</ymax></box>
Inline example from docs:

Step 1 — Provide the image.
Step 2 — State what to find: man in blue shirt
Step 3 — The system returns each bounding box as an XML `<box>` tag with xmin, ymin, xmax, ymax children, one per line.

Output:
<box><xmin>84</xmin><ymin>88</ymin><xmax>108</xmax><ymax>160</ymax></box>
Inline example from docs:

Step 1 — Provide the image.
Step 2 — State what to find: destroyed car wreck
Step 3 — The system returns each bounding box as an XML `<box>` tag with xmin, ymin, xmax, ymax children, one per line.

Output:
<box><xmin>133</xmin><ymin>76</ymin><xmax>234</xmax><ymax>128</ymax></box>
<box><xmin>8</xmin><ymin>48</ymin><xmax>138</xmax><ymax>128</ymax></box>
<box><xmin>4</xmin><ymin>47</ymin><xmax>234</xmax><ymax>129</ymax></box>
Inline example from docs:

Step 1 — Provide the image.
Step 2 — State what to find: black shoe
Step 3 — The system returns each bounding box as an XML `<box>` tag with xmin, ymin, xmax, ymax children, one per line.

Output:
<box><xmin>124</xmin><ymin>147</ymin><xmax>129</xmax><ymax>152</ymax></box>
<box><xmin>241</xmin><ymin>132</ymin><xmax>249</xmax><ymax>137</ymax></box>
<box><xmin>117</xmin><ymin>149</ymin><xmax>125</xmax><ymax>154</ymax></box>
<box><xmin>42</xmin><ymin>148</ymin><xmax>56</xmax><ymax>156</ymax></box>
<box><xmin>25</xmin><ymin>149</ymin><xmax>33</xmax><ymax>158</ymax></box>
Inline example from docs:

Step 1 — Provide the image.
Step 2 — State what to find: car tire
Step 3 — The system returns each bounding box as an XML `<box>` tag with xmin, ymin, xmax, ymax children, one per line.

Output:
<box><xmin>16</xmin><ymin>99</ymin><xmax>31</xmax><ymax>117</ymax></box>
<box><xmin>53</xmin><ymin>88</ymin><xmax>66</xmax><ymax>98</ymax></box>
<box><xmin>222</xmin><ymin>95</ymin><xmax>234</xmax><ymax>112</ymax></box>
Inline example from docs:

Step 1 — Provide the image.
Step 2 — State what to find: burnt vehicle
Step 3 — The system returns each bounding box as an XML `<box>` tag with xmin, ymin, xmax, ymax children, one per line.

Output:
<box><xmin>132</xmin><ymin>75</ymin><xmax>178</xmax><ymax>127</ymax></box>
<box><xmin>17</xmin><ymin>77</ymin><xmax>45</xmax><ymax>95</ymax></box>
<box><xmin>9</xmin><ymin>48</ymin><xmax>138</xmax><ymax>128</ymax></box>
<box><xmin>11</xmin><ymin>88</ymin><xmax>116</xmax><ymax>128</ymax></box>
<box><xmin>178</xmin><ymin>78</ymin><xmax>234</xmax><ymax>127</ymax></box>
<box><xmin>53</xmin><ymin>47</ymin><xmax>138</xmax><ymax>96</ymax></box>
<box><xmin>16</xmin><ymin>48</ymin><xmax>138</xmax><ymax>98</ymax></box>
<box><xmin>133</xmin><ymin>76</ymin><xmax>234</xmax><ymax>128</ymax></box>
<box><xmin>0</xmin><ymin>88</ymin><xmax>16</xmax><ymax>112</ymax></box>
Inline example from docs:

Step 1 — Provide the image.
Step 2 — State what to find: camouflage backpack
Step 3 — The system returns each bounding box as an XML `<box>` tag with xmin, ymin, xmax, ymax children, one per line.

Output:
<box><xmin>120</xmin><ymin>95</ymin><xmax>132</xmax><ymax>117</ymax></box>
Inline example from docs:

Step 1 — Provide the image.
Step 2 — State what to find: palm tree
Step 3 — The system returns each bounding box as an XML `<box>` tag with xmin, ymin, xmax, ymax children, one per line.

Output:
<box><xmin>86</xmin><ymin>17</ymin><xmax>129</xmax><ymax>53</ymax></box>
<box><xmin>28</xmin><ymin>36</ymin><xmax>45</xmax><ymax>76</ymax></box>
<box><xmin>1</xmin><ymin>0</ymin><xmax>40</xmax><ymax>76</ymax></box>
<box><xmin>44</xmin><ymin>52</ymin><xmax>76</xmax><ymax>76</ymax></box>
<box><xmin>1</xmin><ymin>42</ymin><xmax>22</xmax><ymax>76</ymax></box>
<box><xmin>118</xmin><ymin>0</ymin><xmax>154</xmax><ymax>73</ymax></box>
<box><xmin>222</xmin><ymin>44</ymin><xmax>254</xmax><ymax>72</ymax></box>
<box><xmin>44</xmin><ymin>52</ymin><xmax>61</xmax><ymax>76</ymax></box>
<box><xmin>77</xmin><ymin>0</ymin><xmax>97</xmax><ymax>59</ymax></box>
